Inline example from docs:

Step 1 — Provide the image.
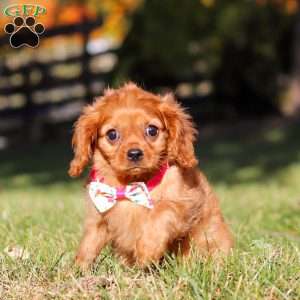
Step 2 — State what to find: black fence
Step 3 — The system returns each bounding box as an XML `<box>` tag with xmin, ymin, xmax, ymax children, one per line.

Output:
<box><xmin>0</xmin><ymin>17</ymin><xmax>208</xmax><ymax>145</ymax></box>
<box><xmin>0</xmin><ymin>17</ymin><xmax>116</xmax><ymax>140</ymax></box>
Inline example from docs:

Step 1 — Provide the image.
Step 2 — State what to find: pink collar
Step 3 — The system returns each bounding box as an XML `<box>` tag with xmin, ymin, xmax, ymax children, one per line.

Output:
<box><xmin>89</xmin><ymin>162</ymin><xmax>169</xmax><ymax>193</ymax></box>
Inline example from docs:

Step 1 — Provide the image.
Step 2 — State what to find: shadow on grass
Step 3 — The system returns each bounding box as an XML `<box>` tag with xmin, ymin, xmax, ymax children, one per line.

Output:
<box><xmin>0</xmin><ymin>141</ymin><xmax>76</xmax><ymax>189</ymax></box>
<box><xmin>198</xmin><ymin>119</ymin><xmax>300</xmax><ymax>185</ymax></box>
<box><xmin>0</xmin><ymin>119</ymin><xmax>299</xmax><ymax>189</ymax></box>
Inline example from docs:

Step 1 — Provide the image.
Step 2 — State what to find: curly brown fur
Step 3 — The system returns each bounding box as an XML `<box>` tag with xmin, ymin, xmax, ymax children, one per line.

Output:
<box><xmin>69</xmin><ymin>82</ymin><xmax>233</xmax><ymax>269</ymax></box>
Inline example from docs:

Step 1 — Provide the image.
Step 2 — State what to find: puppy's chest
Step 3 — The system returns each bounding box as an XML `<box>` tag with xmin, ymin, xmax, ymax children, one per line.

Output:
<box><xmin>104</xmin><ymin>201</ymin><xmax>151</xmax><ymax>252</ymax></box>
<box><xmin>103</xmin><ymin>171</ymin><xmax>181</xmax><ymax>237</ymax></box>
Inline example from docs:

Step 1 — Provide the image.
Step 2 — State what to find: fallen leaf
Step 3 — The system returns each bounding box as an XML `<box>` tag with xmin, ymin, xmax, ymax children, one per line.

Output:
<box><xmin>4</xmin><ymin>245</ymin><xmax>30</xmax><ymax>260</ymax></box>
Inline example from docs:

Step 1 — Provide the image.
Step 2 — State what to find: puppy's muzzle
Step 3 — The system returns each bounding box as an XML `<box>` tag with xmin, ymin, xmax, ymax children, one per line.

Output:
<box><xmin>127</xmin><ymin>148</ymin><xmax>144</xmax><ymax>162</ymax></box>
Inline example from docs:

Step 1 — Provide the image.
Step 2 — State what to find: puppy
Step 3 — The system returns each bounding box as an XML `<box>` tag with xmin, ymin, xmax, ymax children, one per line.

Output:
<box><xmin>69</xmin><ymin>83</ymin><xmax>233</xmax><ymax>269</ymax></box>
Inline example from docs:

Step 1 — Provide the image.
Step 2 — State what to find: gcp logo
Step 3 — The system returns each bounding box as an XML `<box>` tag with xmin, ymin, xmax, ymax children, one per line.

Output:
<box><xmin>3</xmin><ymin>4</ymin><xmax>47</xmax><ymax>48</ymax></box>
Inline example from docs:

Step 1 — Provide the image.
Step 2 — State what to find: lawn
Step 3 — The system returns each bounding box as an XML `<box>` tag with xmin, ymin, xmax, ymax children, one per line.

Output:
<box><xmin>0</xmin><ymin>119</ymin><xmax>299</xmax><ymax>299</ymax></box>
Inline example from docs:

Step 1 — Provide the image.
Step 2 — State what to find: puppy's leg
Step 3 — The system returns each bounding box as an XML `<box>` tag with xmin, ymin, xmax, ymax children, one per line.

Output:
<box><xmin>75</xmin><ymin>219</ymin><xmax>109</xmax><ymax>270</ymax></box>
<box><xmin>184</xmin><ymin>213</ymin><xmax>234</xmax><ymax>257</ymax></box>
<box><xmin>136</xmin><ymin>204</ymin><xmax>182</xmax><ymax>267</ymax></box>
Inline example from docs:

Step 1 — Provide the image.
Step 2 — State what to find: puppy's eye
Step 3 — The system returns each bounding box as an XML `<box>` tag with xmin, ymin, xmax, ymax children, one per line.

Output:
<box><xmin>106</xmin><ymin>129</ymin><xmax>119</xmax><ymax>142</ymax></box>
<box><xmin>145</xmin><ymin>125</ymin><xmax>159</xmax><ymax>137</ymax></box>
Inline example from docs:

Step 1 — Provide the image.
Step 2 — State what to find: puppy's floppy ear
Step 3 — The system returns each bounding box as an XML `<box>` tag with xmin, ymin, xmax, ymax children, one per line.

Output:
<box><xmin>160</xmin><ymin>93</ymin><xmax>198</xmax><ymax>169</ymax></box>
<box><xmin>68</xmin><ymin>100</ymin><xmax>102</xmax><ymax>177</ymax></box>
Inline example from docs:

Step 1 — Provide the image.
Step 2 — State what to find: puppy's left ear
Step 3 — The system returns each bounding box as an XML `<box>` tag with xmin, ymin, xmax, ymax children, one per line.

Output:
<box><xmin>68</xmin><ymin>101</ymin><xmax>102</xmax><ymax>177</ymax></box>
<box><xmin>160</xmin><ymin>93</ymin><xmax>198</xmax><ymax>169</ymax></box>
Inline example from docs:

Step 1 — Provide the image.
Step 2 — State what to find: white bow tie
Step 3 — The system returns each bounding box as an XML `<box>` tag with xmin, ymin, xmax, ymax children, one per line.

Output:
<box><xmin>89</xmin><ymin>180</ymin><xmax>153</xmax><ymax>213</ymax></box>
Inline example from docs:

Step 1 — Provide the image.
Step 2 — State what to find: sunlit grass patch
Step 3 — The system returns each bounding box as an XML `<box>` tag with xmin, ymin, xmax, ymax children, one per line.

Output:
<box><xmin>0</xmin><ymin>121</ymin><xmax>299</xmax><ymax>299</ymax></box>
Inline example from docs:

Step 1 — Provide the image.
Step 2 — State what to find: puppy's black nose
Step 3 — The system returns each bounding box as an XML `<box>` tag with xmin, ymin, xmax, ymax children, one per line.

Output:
<box><xmin>127</xmin><ymin>148</ymin><xmax>144</xmax><ymax>162</ymax></box>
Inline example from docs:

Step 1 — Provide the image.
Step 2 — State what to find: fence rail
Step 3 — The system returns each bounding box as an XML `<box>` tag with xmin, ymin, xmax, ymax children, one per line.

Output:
<box><xmin>0</xmin><ymin>18</ymin><xmax>104</xmax><ymax>47</ymax></box>
<box><xmin>0</xmin><ymin>16</ymin><xmax>208</xmax><ymax>145</ymax></box>
<box><xmin>0</xmin><ymin>17</ymin><xmax>118</xmax><ymax>139</ymax></box>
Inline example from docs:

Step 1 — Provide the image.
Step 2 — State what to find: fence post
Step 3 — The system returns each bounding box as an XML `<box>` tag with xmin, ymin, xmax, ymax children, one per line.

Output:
<box><xmin>289</xmin><ymin>12</ymin><xmax>300</xmax><ymax>115</ymax></box>
<box><xmin>82</xmin><ymin>17</ymin><xmax>93</xmax><ymax>104</ymax></box>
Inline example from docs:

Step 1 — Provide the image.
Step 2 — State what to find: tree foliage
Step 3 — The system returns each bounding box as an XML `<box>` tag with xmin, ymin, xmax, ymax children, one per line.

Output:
<box><xmin>115</xmin><ymin>0</ymin><xmax>298</xmax><ymax>118</ymax></box>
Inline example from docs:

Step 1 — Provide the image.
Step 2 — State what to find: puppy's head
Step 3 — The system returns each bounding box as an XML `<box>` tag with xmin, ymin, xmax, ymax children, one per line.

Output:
<box><xmin>68</xmin><ymin>83</ymin><xmax>197</xmax><ymax>181</ymax></box>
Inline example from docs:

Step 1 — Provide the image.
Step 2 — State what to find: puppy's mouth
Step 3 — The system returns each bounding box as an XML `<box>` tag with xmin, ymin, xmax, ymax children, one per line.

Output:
<box><xmin>123</xmin><ymin>164</ymin><xmax>159</xmax><ymax>177</ymax></box>
<box><xmin>125</xmin><ymin>166</ymin><xmax>147</xmax><ymax>174</ymax></box>
<box><xmin>112</xmin><ymin>161</ymin><xmax>162</xmax><ymax>183</ymax></box>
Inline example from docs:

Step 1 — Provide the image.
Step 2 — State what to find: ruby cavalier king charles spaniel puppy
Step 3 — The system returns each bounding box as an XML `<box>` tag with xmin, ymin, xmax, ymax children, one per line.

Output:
<box><xmin>69</xmin><ymin>83</ymin><xmax>233</xmax><ymax>269</ymax></box>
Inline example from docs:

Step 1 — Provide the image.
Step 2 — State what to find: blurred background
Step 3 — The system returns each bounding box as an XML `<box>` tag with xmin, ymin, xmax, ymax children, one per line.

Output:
<box><xmin>1</xmin><ymin>3</ymin><xmax>300</xmax><ymax>298</ymax></box>
<box><xmin>0</xmin><ymin>0</ymin><xmax>300</xmax><ymax>184</ymax></box>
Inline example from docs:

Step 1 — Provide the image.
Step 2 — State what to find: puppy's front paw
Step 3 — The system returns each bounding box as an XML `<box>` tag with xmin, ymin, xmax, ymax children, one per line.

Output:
<box><xmin>136</xmin><ymin>238</ymin><xmax>163</xmax><ymax>268</ymax></box>
<box><xmin>75</xmin><ymin>254</ymin><xmax>93</xmax><ymax>272</ymax></box>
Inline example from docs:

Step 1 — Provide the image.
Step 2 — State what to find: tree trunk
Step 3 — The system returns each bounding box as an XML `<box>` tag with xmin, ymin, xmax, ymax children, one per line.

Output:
<box><xmin>289</xmin><ymin>12</ymin><xmax>300</xmax><ymax>115</ymax></box>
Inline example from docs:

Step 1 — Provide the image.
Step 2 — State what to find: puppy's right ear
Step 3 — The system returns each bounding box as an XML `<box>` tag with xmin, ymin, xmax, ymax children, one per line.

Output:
<box><xmin>160</xmin><ymin>93</ymin><xmax>198</xmax><ymax>169</ymax></box>
<box><xmin>68</xmin><ymin>101</ymin><xmax>102</xmax><ymax>177</ymax></box>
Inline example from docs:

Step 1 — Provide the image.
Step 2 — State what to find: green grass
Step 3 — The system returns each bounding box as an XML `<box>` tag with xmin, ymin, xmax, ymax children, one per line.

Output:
<box><xmin>0</xmin><ymin>120</ymin><xmax>300</xmax><ymax>299</ymax></box>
